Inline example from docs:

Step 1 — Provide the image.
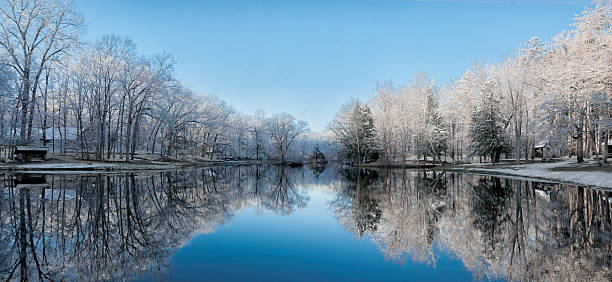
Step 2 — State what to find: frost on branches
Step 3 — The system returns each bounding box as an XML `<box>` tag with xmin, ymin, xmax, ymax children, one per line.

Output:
<box><xmin>330</xmin><ymin>0</ymin><xmax>612</xmax><ymax>166</ymax></box>
<box><xmin>0</xmin><ymin>0</ymin><xmax>321</xmax><ymax>163</ymax></box>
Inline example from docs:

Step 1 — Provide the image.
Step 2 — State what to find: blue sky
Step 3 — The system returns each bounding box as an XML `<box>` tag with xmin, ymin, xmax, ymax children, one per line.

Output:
<box><xmin>77</xmin><ymin>0</ymin><xmax>590</xmax><ymax>132</ymax></box>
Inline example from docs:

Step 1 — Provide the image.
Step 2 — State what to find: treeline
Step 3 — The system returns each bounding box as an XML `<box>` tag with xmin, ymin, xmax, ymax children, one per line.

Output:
<box><xmin>330</xmin><ymin>1</ymin><xmax>612</xmax><ymax>165</ymax></box>
<box><xmin>0</xmin><ymin>0</ymin><xmax>318</xmax><ymax>162</ymax></box>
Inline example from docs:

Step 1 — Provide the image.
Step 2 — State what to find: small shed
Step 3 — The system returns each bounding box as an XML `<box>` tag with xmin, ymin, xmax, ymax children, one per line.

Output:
<box><xmin>534</xmin><ymin>140</ymin><xmax>552</xmax><ymax>160</ymax></box>
<box><xmin>14</xmin><ymin>146</ymin><xmax>48</xmax><ymax>162</ymax></box>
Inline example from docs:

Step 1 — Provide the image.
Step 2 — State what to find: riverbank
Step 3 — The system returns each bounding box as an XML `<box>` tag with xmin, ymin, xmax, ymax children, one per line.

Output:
<box><xmin>352</xmin><ymin>160</ymin><xmax>437</xmax><ymax>169</ymax></box>
<box><xmin>440</xmin><ymin>157</ymin><xmax>612</xmax><ymax>189</ymax></box>
<box><xmin>0</xmin><ymin>154</ymin><xmax>276</xmax><ymax>172</ymax></box>
<box><xmin>4</xmin><ymin>155</ymin><xmax>611</xmax><ymax>190</ymax></box>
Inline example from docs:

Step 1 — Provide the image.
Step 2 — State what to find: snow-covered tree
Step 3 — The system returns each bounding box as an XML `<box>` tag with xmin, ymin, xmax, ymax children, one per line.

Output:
<box><xmin>266</xmin><ymin>112</ymin><xmax>309</xmax><ymax>163</ymax></box>
<box><xmin>0</xmin><ymin>0</ymin><xmax>83</xmax><ymax>141</ymax></box>
<box><xmin>329</xmin><ymin>99</ymin><xmax>378</xmax><ymax>164</ymax></box>
<box><xmin>469</xmin><ymin>80</ymin><xmax>510</xmax><ymax>163</ymax></box>
<box><xmin>417</xmin><ymin>82</ymin><xmax>447</xmax><ymax>164</ymax></box>
<box><xmin>309</xmin><ymin>144</ymin><xmax>326</xmax><ymax>163</ymax></box>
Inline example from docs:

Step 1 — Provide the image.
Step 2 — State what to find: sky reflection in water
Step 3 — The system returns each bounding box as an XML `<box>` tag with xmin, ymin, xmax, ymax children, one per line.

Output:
<box><xmin>165</xmin><ymin>190</ymin><xmax>472</xmax><ymax>282</ymax></box>
<box><xmin>1</xmin><ymin>166</ymin><xmax>610</xmax><ymax>281</ymax></box>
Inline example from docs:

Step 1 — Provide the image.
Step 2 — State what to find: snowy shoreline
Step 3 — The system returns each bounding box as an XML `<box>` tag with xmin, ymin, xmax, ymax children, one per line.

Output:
<box><xmin>0</xmin><ymin>162</ymin><xmax>178</xmax><ymax>172</ymax></box>
<box><xmin>0</xmin><ymin>158</ymin><xmax>283</xmax><ymax>172</ymax></box>
<box><xmin>2</xmin><ymin>159</ymin><xmax>611</xmax><ymax>190</ymax></box>
<box><xmin>441</xmin><ymin>160</ymin><xmax>612</xmax><ymax>190</ymax></box>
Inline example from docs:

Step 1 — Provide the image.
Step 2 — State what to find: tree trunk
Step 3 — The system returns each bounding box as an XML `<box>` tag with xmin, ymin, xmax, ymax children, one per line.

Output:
<box><xmin>42</xmin><ymin>70</ymin><xmax>50</xmax><ymax>144</ymax></box>
<box><xmin>576</xmin><ymin>128</ymin><xmax>584</xmax><ymax>163</ymax></box>
<box><xmin>603</xmin><ymin>131</ymin><xmax>608</xmax><ymax>164</ymax></box>
<box><xmin>63</xmin><ymin>105</ymin><xmax>67</xmax><ymax>154</ymax></box>
<box><xmin>125</xmin><ymin>113</ymin><xmax>132</xmax><ymax>161</ymax></box>
<box><xmin>0</xmin><ymin>110</ymin><xmax>5</xmax><ymax>142</ymax></box>
<box><xmin>106</xmin><ymin>107</ymin><xmax>113</xmax><ymax>160</ymax></box>
<box><xmin>130</xmin><ymin>116</ymin><xmax>140</xmax><ymax>160</ymax></box>
<box><xmin>26</xmin><ymin>88</ymin><xmax>36</xmax><ymax>141</ymax></box>
<box><xmin>514</xmin><ymin>124</ymin><xmax>521</xmax><ymax>164</ymax></box>
<box><xmin>20</xmin><ymin>67</ymin><xmax>31</xmax><ymax>143</ymax></box>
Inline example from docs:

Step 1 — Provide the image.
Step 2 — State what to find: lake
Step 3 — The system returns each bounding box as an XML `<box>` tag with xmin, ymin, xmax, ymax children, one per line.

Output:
<box><xmin>0</xmin><ymin>166</ymin><xmax>610</xmax><ymax>281</ymax></box>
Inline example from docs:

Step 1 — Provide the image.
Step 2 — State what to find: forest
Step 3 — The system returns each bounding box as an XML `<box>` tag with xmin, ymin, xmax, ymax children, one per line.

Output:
<box><xmin>330</xmin><ymin>1</ymin><xmax>612</xmax><ymax>166</ymax></box>
<box><xmin>0</xmin><ymin>0</ymin><xmax>318</xmax><ymax>163</ymax></box>
<box><xmin>1</xmin><ymin>0</ymin><xmax>611</xmax><ymax>167</ymax></box>
<box><xmin>0</xmin><ymin>1</ymin><xmax>610</xmax><ymax>280</ymax></box>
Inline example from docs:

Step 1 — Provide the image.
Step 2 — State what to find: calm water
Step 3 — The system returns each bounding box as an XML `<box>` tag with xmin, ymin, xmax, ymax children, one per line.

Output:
<box><xmin>0</xmin><ymin>166</ymin><xmax>610</xmax><ymax>281</ymax></box>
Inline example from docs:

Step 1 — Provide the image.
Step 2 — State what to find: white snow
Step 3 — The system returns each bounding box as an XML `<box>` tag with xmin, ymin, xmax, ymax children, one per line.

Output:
<box><xmin>454</xmin><ymin>159</ymin><xmax>612</xmax><ymax>189</ymax></box>
<box><xmin>16</xmin><ymin>163</ymin><xmax>118</xmax><ymax>169</ymax></box>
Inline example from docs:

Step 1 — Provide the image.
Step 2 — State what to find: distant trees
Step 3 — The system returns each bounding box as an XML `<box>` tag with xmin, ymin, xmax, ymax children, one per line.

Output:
<box><xmin>329</xmin><ymin>99</ymin><xmax>377</xmax><ymax>165</ymax></box>
<box><xmin>309</xmin><ymin>144</ymin><xmax>326</xmax><ymax>163</ymax></box>
<box><xmin>0</xmin><ymin>0</ymin><xmax>320</xmax><ymax>163</ymax></box>
<box><xmin>267</xmin><ymin>112</ymin><xmax>309</xmax><ymax>163</ymax></box>
<box><xmin>331</xmin><ymin>74</ymin><xmax>447</xmax><ymax>165</ymax></box>
<box><xmin>330</xmin><ymin>1</ymin><xmax>612</xmax><ymax>166</ymax></box>
<box><xmin>251</xmin><ymin>110</ymin><xmax>267</xmax><ymax>160</ymax></box>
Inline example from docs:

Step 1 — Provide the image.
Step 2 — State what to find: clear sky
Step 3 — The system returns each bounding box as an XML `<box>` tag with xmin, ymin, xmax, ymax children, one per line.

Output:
<box><xmin>76</xmin><ymin>0</ymin><xmax>590</xmax><ymax>132</ymax></box>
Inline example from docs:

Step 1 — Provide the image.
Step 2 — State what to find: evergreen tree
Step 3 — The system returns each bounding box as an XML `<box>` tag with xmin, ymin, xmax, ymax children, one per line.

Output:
<box><xmin>310</xmin><ymin>144</ymin><xmax>326</xmax><ymax>162</ymax></box>
<box><xmin>355</xmin><ymin>105</ymin><xmax>378</xmax><ymax>163</ymax></box>
<box><xmin>329</xmin><ymin>99</ymin><xmax>378</xmax><ymax>165</ymax></box>
<box><xmin>417</xmin><ymin>90</ymin><xmax>447</xmax><ymax>163</ymax></box>
<box><xmin>469</xmin><ymin>85</ymin><xmax>510</xmax><ymax>163</ymax></box>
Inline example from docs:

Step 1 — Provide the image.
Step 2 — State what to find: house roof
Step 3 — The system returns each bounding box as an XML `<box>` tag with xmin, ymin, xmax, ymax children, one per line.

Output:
<box><xmin>535</xmin><ymin>140</ymin><xmax>551</xmax><ymax>148</ymax></box>
<box><xmin>15</xmin><ymin>146</ymin><xmax>48</xmax><ymax>152</ymax></box>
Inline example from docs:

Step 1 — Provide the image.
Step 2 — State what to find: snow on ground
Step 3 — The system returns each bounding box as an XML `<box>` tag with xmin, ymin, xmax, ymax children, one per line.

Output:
<box><xmin>454</xmin><ymin>159</ymin><xmax>612</xmax><ymax>189</ymax></box>
<box><xmin>21</xmin><ymin>170</ymin><xmax>114</xmax><ymax>174</ymax></box>
<box><xmin>16</xmin><ymin>163</ymin><xmax>119</xmax><ymax>169</ymax></box>
<box><xmin>12</xmin><ymin>162</ymin><xmax>177</xmax><ymax>170</ymax></box>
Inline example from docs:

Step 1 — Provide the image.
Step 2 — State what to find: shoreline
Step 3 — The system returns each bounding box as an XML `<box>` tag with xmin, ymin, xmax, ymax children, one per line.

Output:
<box><xmin>341</xmin><ymin>158</ymin><xmax>612</xmax><ymax>190</ymax></box>
<box><xmin>0</xmin><ymin>157</ymin><xmax>281</xmax><ymax>172</ymax></box>
<box><xmin>2</xmin><ymin>157</ymin><xmax>611</xmax><ymax>191</ymax></box>
<box><xmin>437</xmin><ymin>159</ymin><xmax>612</xmax><ymax>190</ymax></box>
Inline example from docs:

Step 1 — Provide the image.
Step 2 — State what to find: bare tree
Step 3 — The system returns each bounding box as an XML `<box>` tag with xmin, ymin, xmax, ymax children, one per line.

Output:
<box><xmin>267</xmin><ymin>112</ymin><xmax>309</xmax><ymax>163</ymax></box>
<box><xmin>0</xmin><ymin>0</ymin><xmax>82</xmax><ymax>142</ymax></box>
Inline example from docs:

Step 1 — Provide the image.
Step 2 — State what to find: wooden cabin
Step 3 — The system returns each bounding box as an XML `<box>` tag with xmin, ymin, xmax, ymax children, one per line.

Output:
<box><xmin>13</xmin><ymin>146</ymin><xmax>48</xmax><ymax>162</ymax></box>
<box><xmin>534</xmin><ymin>140</ymin><xmax>552</xmax><ymax>161</ymax></box>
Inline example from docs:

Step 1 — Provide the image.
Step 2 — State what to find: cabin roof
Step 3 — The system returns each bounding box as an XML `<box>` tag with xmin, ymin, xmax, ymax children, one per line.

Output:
<box><xmin>15</xmin><ymin>184</ymin><xmax>50</xmax><ymax>189</ymax></box>
<box><xmin>15</xmin><ymin>146</ymin><xmax>48</xmax><ymax>152</ymax></box>
<box><xmin>535</xmin><ymin>140</ymin><xmax>551</xmax><ymax>149</ymax></box>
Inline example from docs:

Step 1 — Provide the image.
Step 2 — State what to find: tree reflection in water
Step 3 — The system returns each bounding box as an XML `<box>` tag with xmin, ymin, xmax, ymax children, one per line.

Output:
<box><xmin>0</xmin><ymin>167</ymin><xmax>310</xmax><ymax>281</ymax></box>
<box><xmin>335</xmin><ymin>169</ymin><xmax>611</xmax><ymax>281</ymax></box>
<box><xmin>0</xmin><ymin>167</ymin><xmax>609</xmax><ymax>281</ymax></box>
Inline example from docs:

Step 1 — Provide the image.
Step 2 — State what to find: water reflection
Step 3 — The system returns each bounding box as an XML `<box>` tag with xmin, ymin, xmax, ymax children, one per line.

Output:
<box><xmin>335</xmin><ymin>169</ymin><xmax>611</xmax><ymax>281</ymax></box>
<box><xmin>0</xmin><ymin>167</ymin><xmax>609</xmax><ymax>281</ymax></box>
